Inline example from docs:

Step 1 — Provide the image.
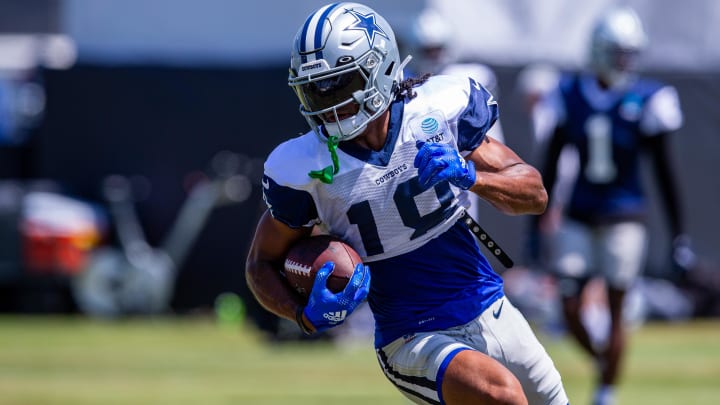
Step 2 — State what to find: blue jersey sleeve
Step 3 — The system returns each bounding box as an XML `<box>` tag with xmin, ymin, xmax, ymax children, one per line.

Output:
<box><xmin>262</xmin><ymin>174</ymin><xmax>318</xmax><ymax>228</ymax></box>
<box><xmin>457</xmin><ymin>77</ymin><xmax>499</xmax><ymax>151</ymax></box>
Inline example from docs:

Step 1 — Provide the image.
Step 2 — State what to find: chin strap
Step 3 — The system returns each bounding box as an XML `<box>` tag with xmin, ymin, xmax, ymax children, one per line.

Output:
<box><xmin>308</xmin><ymin>135</ymin><xmax>340</xmax><ymax>184</ymax></box>
<box><xmin>307</xmin><ymin>56</ymin><xmax>413</xmax><ymax>185</ymax></box>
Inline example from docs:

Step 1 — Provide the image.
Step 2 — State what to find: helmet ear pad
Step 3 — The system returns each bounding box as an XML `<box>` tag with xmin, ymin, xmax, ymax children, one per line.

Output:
<box><xmin>364</xmin><ymin>91</ymin><xmax>386</xmax><ymax>113</ymax></box>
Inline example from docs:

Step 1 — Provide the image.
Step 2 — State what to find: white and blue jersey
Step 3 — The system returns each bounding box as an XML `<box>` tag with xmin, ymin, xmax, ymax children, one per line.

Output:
<box><xmin>548</xmin><ymin>73</ymin><xmax>683</xmax><ymax>224</ymax></box>
<box><xmin>263</xmin><ymin>75</ymin><xmax>504</xmax><ymax>347</ymax></box>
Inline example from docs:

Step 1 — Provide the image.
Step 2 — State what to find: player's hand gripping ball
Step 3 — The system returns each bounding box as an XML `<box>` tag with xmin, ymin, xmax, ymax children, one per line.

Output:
<box><xmin>282</xmin><ymin>235</ymin><xmax>363</xmax><ymax>300</ymax></box>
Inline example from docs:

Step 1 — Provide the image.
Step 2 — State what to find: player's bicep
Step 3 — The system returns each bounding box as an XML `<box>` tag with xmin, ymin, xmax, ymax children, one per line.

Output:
<box><xmin>245</xmin><ymin>210</ymin><xmax>311</xmax><ymax>317</ymax></box>
<box><xmin>248</xmin><ymin>210</ymin><xmax>311</xmax><ymax>265</ymax></box>
<box><xmin>253</xmin><ymin>174</ymin><xmax>317</xmax><ymax>264</ymax></box>
<box><xmin>467</xmin><ymin>136</ymin><xmax>525</xmax><ymax>173</ymax></box>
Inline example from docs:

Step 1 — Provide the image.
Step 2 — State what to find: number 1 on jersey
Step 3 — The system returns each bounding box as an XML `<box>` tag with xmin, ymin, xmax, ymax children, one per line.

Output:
<box><xmin>584</xmin><ymin>114</ymin><xmax>617</xmax><ymax>183</ymax></box>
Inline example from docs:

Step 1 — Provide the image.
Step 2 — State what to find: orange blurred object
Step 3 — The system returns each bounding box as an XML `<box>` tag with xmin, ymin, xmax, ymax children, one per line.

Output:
<box><xmin>21</xmin><ymin>192</ymin><xmax>105</xmax><ymax>276</ymax></box>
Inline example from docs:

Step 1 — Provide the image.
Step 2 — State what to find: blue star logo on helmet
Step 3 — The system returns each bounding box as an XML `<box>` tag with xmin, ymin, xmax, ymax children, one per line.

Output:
<box><xmin>344</xmin><ymin>9</ymin><xmax>389</xmax><ymax>47</ymax></box>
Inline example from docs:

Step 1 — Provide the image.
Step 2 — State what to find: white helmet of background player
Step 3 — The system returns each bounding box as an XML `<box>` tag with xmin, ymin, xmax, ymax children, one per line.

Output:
<box><xmin>589</xmin><ymin>6</ymin><xmax>648</xmax><ymax>88</ymax></box>
<box><xmin>288</xmin><ymin>3</ymin><xmax>405</xmax><ymax>141</ymax></box>
<box><xmin>405</xmin><ymin>7</ymin><xmax>453</xmax><ymax>75</ymax></box>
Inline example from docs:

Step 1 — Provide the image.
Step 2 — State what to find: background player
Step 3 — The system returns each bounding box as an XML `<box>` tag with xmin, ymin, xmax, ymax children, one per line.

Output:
<box><xmin>402</xmin><ymin>6</ymin><xmax>505</xmax><ymax>145</ymax></box>
<box><xmin>246</xmin><ymin>3</ymin><xmax>568</xmax><ymax>404</ymax></box>
<box><xmin>400</xmin><ymin>6</ymin><xmax>507</xmax><ymax>241</ymax></box>
<box><xmin>534</xmin><ymin>6</ymin><xmax>691</xmax><ymax>405</ymax></box>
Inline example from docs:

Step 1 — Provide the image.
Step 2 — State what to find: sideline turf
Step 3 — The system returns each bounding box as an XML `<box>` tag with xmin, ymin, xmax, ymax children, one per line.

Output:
<box><xmin>0</xmin><ymin>316</ymin><xmax>717</xmax><ymax>404</ymax></box>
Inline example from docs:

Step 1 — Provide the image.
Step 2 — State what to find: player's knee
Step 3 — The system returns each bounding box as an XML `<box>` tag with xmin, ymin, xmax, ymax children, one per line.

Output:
<box><xmin>442</xmin><ymin>355</ymin><xmax>528</xmax><ymax>405</ymax></box>
<box><xmin>486</xmin><ymin>375</ymin><xmax>529</xmax><ymax>405</ymax></box>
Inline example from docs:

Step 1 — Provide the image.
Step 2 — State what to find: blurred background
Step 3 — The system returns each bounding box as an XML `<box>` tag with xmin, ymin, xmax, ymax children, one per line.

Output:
<box><xmin>0</xmin><ymin>0</ymin><xmax>720</xmax><ymax>404</ymax></box>
<box><xmin>0</xmin><ymin>0</ymin><xmax>718</xmax><ymax>403</ymax></box>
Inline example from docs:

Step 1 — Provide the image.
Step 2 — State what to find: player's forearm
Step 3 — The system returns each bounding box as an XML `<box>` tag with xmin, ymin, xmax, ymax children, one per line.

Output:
<box><xmin>245</xmin><ymin>259</ymin><xmax>303</xmax><ymax>322</ymax></box>
<box><xmin>538</xmin><ymin>126</ymin><xmax>565</xmax><ymax>210</ymax></box>
<box><xmin>648</xmin><ymin>134</ymin><xmax>684</xmax><ymax>236</ymax></box>
<box><xmin>471</xmin><ymin>163</ymin><xmax>548</xmax><ymax>215</ymax></box>
<box><xmin>245</xmin><ymin>210</ymin><xmax>311</xmax><ymax>321</ymax></box>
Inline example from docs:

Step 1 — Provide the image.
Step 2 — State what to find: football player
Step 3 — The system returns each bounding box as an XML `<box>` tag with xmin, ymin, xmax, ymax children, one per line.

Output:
<box><xmin>246</xmin><ymin>3</ymin><xmax>568</xmax><ymax>404</ymax></box>
<box><xmin>534</xmin><ymin>6</ymin><xmax>692</xmax><ymax>405</ymax></box>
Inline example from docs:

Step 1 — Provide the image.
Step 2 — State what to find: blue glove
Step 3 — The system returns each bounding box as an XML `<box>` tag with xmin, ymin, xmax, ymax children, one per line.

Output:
<box><xmin>302</xmin><ymin>261</ymin><xmax>371</xmax><ymax>333</ymax></box>
<box><xmin>414</xmin><ymin>141</ymin><xmax>476</xmax><ymax>190</ymax></box>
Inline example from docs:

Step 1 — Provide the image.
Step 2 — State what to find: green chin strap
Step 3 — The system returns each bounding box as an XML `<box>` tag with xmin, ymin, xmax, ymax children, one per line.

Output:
<box><xmin>308</xmin><ymin>135</ymin><xmax>340</xmax><ymax>184</ymax></box>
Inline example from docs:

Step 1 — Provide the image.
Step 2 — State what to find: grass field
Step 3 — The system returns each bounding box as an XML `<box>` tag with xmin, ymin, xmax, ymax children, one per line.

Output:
<box><xmin>0</xmin><ymin>315</ymin><xmax>718</xmax><ymax>404</ymax></box>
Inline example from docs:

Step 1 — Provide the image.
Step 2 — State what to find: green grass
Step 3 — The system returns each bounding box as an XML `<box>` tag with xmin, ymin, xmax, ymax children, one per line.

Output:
<box><xmin>0</xmin><ymin>316</ymin><xmax>718</xmax><ymax>404</ymax></box>
<box><xmin>544</xmin><ymin>321</ymin><xmax>720</xmax><ymax>405</ymax></box>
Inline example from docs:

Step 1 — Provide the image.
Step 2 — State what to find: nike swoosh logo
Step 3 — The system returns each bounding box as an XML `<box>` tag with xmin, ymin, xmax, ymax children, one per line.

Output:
<box><xmin>492</xmin><ymin>299</ymin><xmax>504</xmax><ymax>319</ymax></box>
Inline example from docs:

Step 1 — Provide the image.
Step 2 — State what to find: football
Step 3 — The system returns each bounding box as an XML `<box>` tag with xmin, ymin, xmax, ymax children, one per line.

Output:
<box><xmin>283</xmin><ymin>235</ymin><xmax>362</xmax><ymax>300</ymax></box>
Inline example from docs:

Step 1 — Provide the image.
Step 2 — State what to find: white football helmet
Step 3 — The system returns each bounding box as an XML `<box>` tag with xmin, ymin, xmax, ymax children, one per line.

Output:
<box><xmin>289</xmin><ymin>3</ymin><xmax>405</xmax><ymax>141</ymax></box>
<box><xmin>589</xmin><ymin>6</ymin><xmax>648</xmax><ymax>88</ymax></box>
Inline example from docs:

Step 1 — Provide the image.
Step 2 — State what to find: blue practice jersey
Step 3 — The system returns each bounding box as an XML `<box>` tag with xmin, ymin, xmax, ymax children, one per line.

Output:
<box><xmin>550</xmin><ymin>73</ymin><xmax>683</xmax><ymax>223</ymax></box>
<box><xmin>263</xmin><ymin>75</ymin><xmax>504</xmax><ymax>347</ymax></box>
